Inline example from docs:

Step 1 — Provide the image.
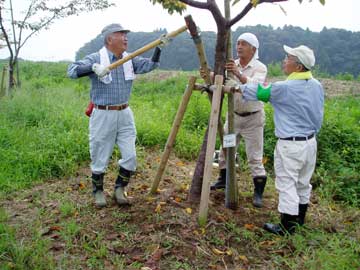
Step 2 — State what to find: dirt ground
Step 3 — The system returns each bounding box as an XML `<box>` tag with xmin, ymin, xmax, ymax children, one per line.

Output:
<box><xmin>1</xmin><ymin>76</ymin><xmax>359</xmax><ymax>269</ymax></box>
<box><xmin>2</xmin><ymin>147</ymin><xmax>359</xmax><ymax>270</ymax></box>
<box><xmin>2</xmin><ymin>150</ymin><xmax>275</xmax><ymax>269</ymax></box>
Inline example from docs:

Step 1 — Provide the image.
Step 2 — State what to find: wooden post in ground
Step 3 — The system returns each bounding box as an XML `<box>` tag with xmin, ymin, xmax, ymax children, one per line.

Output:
<box><xmin>224</xmin><ymin>0</ymin><xmax>238</xmax><ymax>209</ymax></box>
<box><xmin>0</xmin><ymin>66</ymin><xmax>8</xmax><ymax>97</ymax></box>
<box><xmin>198</xmin><ymin>75</ymin><xmax>223</xmax><ymax>226</ymax></box>
<box><xmin>150</xmin><ymin>76</ymin><xmax>197</xmax><ymax>194</ymax></box>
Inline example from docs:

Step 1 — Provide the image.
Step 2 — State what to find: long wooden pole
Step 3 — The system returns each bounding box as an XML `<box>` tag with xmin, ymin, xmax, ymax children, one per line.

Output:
<box><xmin>198</xmin><ymin>75</ymin><xmax>223</xmax><ymax>227</ymax></box>
<box><xmin>149</xmin><ymin>76</ymin><xmax>196</xmax><ymax>194</ymax></box>
<box><xmin>107</xmin><ymin>25</ymin><xmax>188</xmax><ymax>70</ymax></box>
<box><xmin>224</xmin><ymin>0</ymin><xmax>238</xmax><ymax>210</ymax></box>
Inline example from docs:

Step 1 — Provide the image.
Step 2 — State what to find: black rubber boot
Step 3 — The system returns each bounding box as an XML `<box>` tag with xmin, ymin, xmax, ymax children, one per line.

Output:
<box><xmin>298</xmin><ymin>204</ymin><xmax>308</xmax><ymax>226</ymax></box>
<box><xmin>253</xmin><ymin>176</ymin><xmax>267</xmax><ymax>208</ymax></box>
<box><xmin>114</xmin><ymin>167</ymin><xmax>132</xmax><ymax>205</ymax></box>
<box><xmin>263</xmin><ymin>213</ymin><xmax>298</xmax><ymax>235</ymax></box>
<box><xmin>92</xmin><ymin>173</ymin><xmax>106</xmax><ymax>208</ymax></box>
<box><xmin>210</xmin><ymin>169</ymin><xmax>226</xmax><ymax>190</ymax></box>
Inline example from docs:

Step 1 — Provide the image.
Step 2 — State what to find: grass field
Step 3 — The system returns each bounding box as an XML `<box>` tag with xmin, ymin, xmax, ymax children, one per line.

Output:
<box><xmin>0</xmin><ymin>64</ymin><xmax>359</xmax><ymax>269</ymax></box>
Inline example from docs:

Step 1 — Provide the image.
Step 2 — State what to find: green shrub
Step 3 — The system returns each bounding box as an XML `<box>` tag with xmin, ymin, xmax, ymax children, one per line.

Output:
<box><xmin>267</xmin><ymin>62</ymin><xmax>282</xmax><ymax>77</ymax></box>
<box><xmin>314</xmin><ymin>97</ymin><xmax>360</xmax><ymax>206</ymax></box>
<box><xmin>335</xmin><ymin>72</ymin><xmax>354</xmax><ymax>81</ymax></box>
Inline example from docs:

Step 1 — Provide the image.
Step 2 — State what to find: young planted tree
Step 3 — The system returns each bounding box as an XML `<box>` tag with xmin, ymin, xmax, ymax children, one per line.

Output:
<box><xmin>149</xmin><ymin>0</ymin><xmax>325</xmax><ymax>203</ymax></box>
<box><xmin>0</xmin><ymin>0</ymin><xmax>114</xmax><ymax>91</ymax></box>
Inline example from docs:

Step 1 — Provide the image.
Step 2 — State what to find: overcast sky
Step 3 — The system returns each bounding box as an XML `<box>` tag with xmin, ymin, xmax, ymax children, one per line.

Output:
<box><xmin>1</xmin><ymin>0</ymin><xmax>359</xmax><ymax>61</ymax></box>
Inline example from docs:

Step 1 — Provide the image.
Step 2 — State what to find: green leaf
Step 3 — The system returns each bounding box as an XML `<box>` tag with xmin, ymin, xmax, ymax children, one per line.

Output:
<box><xmin>232</xmin><ymin>0</ymin><xmax>241</xmax><ymax>6</ymax></box>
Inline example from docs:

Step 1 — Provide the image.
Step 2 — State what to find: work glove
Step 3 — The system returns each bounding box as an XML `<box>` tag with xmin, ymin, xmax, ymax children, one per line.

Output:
<box><xmin>224</xmin><ymin>78</ymin><xmax>239</xmax><ymax>88</ymax></box>
<box><xmin>151</xmin><ymin>47</ymin><xmax>162</xmax><ymax>62</ymax></box>
<box><xmin>158</xmin><ymin>34</ymin><xmax>171</xmax><ymax>48</ymax></box>
<box><xmin>92</xmin><ymin>63</ymin><xmax>110</xmax><ymax>78</ymax></box>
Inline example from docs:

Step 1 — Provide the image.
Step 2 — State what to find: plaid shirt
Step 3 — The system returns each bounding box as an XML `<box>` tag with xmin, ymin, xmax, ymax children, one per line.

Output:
<box><xmin>68</xmin><ymin>50</ymin><xmax>159</xmax><ymax>105</ymax></box>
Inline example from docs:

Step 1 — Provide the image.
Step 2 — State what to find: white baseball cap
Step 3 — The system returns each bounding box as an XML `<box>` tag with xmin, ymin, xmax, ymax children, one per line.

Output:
<box><xmin>283</xmin><ymin>45</ymin><xmax>315</xmax><ymax>70</ymax></box>
<box><xmin>237</xmin><ymin>33</ymin><xmax>259</xmax><ymax>60</ymax></box>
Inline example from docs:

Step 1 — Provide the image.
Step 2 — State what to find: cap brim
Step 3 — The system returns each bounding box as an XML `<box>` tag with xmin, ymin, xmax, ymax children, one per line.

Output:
<box><xmin>283</xmin><ymin>45</ymin><xmax>294</xmax><ymax>55</ymax></box>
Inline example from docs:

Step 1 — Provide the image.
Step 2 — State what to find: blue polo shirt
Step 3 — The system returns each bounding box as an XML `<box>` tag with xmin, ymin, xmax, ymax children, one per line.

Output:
<box><xmin>241</xmin><ymin>75</ymin><xmax>324</xmax><ymax>138</ymax></box>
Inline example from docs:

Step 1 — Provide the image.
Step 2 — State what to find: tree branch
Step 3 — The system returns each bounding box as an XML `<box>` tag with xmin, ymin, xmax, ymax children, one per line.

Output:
<box><xmin>16</xmin><ymin>0</ymin><xmax>36</xmax><ymax>57</ymax></box>
<box><xmin>178</xmin><ymin>0</ymin><xmax>209</xmax><ymax>10</ymax></box>
<box><xmin>228</xmin><ymin>0</ymin><xmax>288</xmax><ymax>28</ymax></box>
<box><xmin>18</xmin><ymin>15</ymin><xmax>56</xmax><ymax>52</ymax></box>
<box><xmin>208</xmin><ymin>0</ymin><xmax>226</xmax><ymax>28</ymax></box>
<box><xmin>0</xmin><ymin>6</ymin><xmax>14</xmax><ymax>60</ymax></box>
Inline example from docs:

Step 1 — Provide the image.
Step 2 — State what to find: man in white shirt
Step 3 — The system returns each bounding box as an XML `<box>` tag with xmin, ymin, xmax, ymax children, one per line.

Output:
<box><xmin>211</xmin><ymin>33</ymin><xmax>268</xmax><ymax>208</ymax></box>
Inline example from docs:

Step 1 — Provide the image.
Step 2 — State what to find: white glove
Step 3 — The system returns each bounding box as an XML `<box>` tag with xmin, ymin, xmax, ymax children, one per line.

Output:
<box><xmin>225</xmin><ymin>78</ymin><xmax>239</xmax><ymax>88</ymax></box>
<box><xmin>92</xmin><ymin>63</ymin><xmax>110</xmax><ymax>78</ymax></box>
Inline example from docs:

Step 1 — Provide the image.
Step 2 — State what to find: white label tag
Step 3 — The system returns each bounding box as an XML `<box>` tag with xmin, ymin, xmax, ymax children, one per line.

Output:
<box><xmin>223</xmin><ymin>134</ymin><xmax>236</xmax><ymax>148</ymax></box>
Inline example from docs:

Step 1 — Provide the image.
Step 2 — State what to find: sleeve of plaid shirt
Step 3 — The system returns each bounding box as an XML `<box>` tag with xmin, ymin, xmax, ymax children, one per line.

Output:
<box><xmin>132</xmin><ymin>55</ymin><xmax>159</xmax><ymax>74</ymax></box>
<box><xmin>67</xmin><ymin>53</ymin><xmax>98</xmax><ymax>79</ymax></box>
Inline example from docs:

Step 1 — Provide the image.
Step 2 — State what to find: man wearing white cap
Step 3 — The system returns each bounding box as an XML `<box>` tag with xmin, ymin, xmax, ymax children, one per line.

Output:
<box><xmin>235</xmin><ymin>44</ymin><xmax>324</xmax><ymax>235</ymax></box>
<box><xmin>211</xmin><ymin>32</ymin><xmax>268</xmax><ymax>208</ymax></box>
<box><xmin>68</xmin><ymin>23</ymin><xmax>163</xmax><ymax>208</ymax></box>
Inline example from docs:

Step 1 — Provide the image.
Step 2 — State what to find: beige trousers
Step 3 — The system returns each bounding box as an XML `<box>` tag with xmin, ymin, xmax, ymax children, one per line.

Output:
<box><xmin>274</xmin><ymin>137</ymin><xmax>317</xmax><ymax>215</ymax></box>
<box><xmin>218</xmin><ymin>109</ymin><xmax>266</xmax><ymax>178</ymax></box>
<box><xmin>89</xmin><ymin>107</ymin><xmax>137</xmax><ymax>174</ymax></box>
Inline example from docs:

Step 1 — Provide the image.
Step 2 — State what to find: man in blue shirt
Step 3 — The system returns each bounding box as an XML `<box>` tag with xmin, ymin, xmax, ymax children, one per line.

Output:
<box><xmin>236</xmin><ymin>44</ymin><xmax>324</xmax><ymax>235</ymax></box>
<box><xmin>68</xmin><ymin>23</ymin><xmax>162</xmax><ymax>208</ymax></box>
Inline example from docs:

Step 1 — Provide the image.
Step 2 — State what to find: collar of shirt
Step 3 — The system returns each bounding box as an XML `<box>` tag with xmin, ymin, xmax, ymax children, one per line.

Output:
<box><xmin>236</xmin><ymin>57</ymin><xmax>258</xmax><ymax>71</ymax></box>
<box><xmin>105</xmin><ymin>49</ymin><xmax>124</xmax><ymax>62</ymax></box>
<box><xmin>287</xmin><ymin>71</ymin><xmax>313</xmax><ymax>81</ymax></box>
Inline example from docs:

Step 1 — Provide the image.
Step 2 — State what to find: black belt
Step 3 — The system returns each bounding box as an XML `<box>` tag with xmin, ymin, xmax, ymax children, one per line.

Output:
<box><xmin>280</xmin><ymin>133</ymin><xmax>315</xmax><ymax>141</ymax></box>
<box><xmin>234</xmin><ymin>110</ymin><xmax>259</xmax><ymax>117</ymax></box>
<box><xmin>95</xmin><ymin>104</ymin><xmax>128</xmax><ymax>111</ymax></box>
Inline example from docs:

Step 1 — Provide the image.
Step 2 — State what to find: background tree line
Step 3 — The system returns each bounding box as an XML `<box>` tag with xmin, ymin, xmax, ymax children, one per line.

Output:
<box><xmin>76</xmin><ymin>24</ymin><xmax>360</xmax><ymax>77</ymax></box>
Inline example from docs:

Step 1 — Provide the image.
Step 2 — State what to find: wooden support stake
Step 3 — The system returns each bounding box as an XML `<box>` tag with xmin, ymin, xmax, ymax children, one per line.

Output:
<box><xmin>150</xmin><ymin>76</ymin><xmax>196</xmax><ymax>194</ymax></box>
<box><xmin>224</xmin><ymin>0</ymin><xmax>238</xmax><ymax>210</ymax></box>
<box><xmin>0</xmin><ymin>66</ymin><xmax>6</xmax><ymax>97</ymax></box>
<box><xmin>198</xmin><ymin>75</ymin><xmax>223</xmax><ymax>226</ymax></box>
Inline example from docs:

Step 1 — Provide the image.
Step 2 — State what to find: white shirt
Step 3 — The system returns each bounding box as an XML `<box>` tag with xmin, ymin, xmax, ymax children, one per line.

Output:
<box><xmin>234</xmin><ymin>58</ymin><xmax>267</xmax><ymax>113</ymax></box>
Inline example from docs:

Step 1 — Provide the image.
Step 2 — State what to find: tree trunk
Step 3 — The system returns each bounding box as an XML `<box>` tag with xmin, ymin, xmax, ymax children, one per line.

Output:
<box><xmin>188</xmin><ymin>126</ymin><xmax>209</xmax><ymax>202</ymax></box>
<box><xmin>8</xmin><ymin>58</ymin><xmax>16</xmax><ymax>91</ymax></box>
<box><xmin>16</xmin><ymin>61</ymin><xmax>21</xmax><ymax>88</ymax></box>
<box><xmin>188</xmin><ymin>27</ymin><xmax>229</xmax><ymax>203</ymax></box>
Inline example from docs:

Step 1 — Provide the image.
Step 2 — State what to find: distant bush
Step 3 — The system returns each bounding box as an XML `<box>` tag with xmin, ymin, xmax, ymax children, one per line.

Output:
<box><xmin>267</xmin><ymin>62</ymin><xmax>282</xmax><ymax>77</ymax></box>
<box><xmin>335</xmin><ymin>72</ymin><xmax>355</xmax><ymax>81</ymax></box>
